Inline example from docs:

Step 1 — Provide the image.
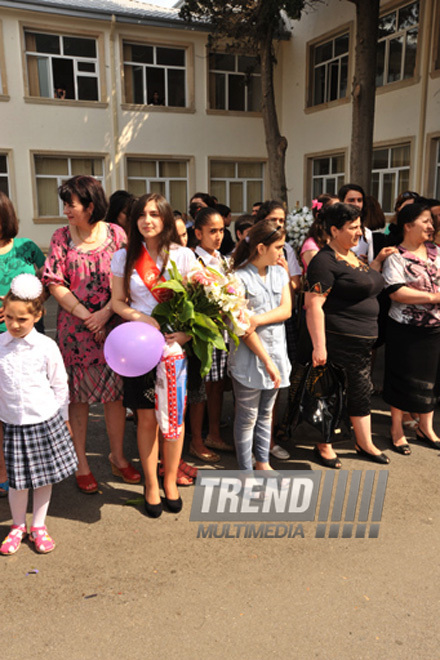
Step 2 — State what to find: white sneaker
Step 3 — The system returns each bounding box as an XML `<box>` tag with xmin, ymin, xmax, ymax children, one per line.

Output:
<box><xmin>270</xmin><ymin>444</ymin><xmax>290</xmax><ymax>460</ymax></box>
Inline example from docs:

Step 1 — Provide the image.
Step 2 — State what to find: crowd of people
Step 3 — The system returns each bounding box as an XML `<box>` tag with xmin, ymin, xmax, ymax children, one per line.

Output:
<box><xmin>0</xmin><ymin>175</ymin><xmax>439</xmax><ymax>554</ymax></box>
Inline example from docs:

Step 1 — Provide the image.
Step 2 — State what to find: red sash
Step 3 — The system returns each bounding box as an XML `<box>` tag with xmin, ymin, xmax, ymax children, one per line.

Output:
<box><xmin>135</xmin><ymin>246</ymin><xmax>173</xmax><ymax>303</ymax></box>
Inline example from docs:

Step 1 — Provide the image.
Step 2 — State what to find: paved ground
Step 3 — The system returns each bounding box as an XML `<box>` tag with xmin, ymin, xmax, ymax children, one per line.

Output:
<box><xmin>1</xmin><ymin>300</ymin><xmax>440</xmax><ymax>659</ymax></box>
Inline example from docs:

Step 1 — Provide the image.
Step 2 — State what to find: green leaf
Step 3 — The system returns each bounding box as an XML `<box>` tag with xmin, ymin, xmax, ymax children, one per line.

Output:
<box><xmin>180</xmin><ymin>299</ymin><xmax>195</xmax><ymax>323</ymax></box>
<box><xmin>154</xmin><ymin>280</ymin><xmax>186</xmax><ymax>294</ymax></box>
<box><xmin>192</xmin><ymin>335</ymin><xmax>213</xmax><ymax>378</ymax></box>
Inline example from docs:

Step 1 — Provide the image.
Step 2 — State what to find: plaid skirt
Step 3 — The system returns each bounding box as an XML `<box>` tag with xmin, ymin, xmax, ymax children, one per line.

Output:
<box><xmin>3</xmin><ymin>411</ymin><xmax>78</xmax><ymax>490</ymax></box>
<box><xmin>205</xmin><ymin>347</ymin><xmax>227</xmax><ymax>382</ymax></box>
<box><xmin>68</xmin><ymin>363</ymin><xmax>123</xmax><ymax>404</ymax></box>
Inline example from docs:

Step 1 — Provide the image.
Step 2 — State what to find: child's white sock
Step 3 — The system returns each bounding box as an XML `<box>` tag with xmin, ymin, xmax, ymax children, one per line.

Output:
<box><xmin>8</xmin><ymin>487</ymin><xmax>29</xmax><ymax>527</ymax></box>
<box><xmin>32</xmin><ymin>485</ymin><xmax>52</xmax><ymax>528</ymax></box>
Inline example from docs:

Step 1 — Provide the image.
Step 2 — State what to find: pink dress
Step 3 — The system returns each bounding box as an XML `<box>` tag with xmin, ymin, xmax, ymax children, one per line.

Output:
<box><xmin>42</xmin><ymin>223</ymin><xmax>126</xmax><ymax>404</ymax></box>
<box><xmin>300</xmin><ymin>236</ymin><xmax>320</xmax><ymax>273</ymax></box>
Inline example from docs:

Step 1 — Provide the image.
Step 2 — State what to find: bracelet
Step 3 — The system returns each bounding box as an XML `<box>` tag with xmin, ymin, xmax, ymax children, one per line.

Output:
<box><xmin>70</xmin><ymin>300</ymin><xmax>80</xmax><ymax>315</ymax></box>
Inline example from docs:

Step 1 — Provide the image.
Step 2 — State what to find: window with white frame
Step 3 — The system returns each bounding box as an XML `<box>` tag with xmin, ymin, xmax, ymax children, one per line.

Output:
<box><xmin>371</xmin><ymin>144</ymin><xmax>410</xmax><ymax>213</ymax></box>
<box><xmin>376</xmin><ymin>1</ymin><xmax>419</xmax><ymax>87</ymax></box>
<box><xmin>0</xmin><ymin>154</ymin><xmax>9</xmax><ymax>196</ymax></box>
<box><xmin>210</xmin><ymin>161</ymin><xmax>264</xmax><ymax>213</ymax></box>
<box><xmin>310</xmin><ymin>33</ymin><xmax>349</xmax><ymax>106</ymax></box>
<box><xmin>34</xmin><ymin>155</ymin><xmax>104</xmax><ymax>217</ymax></box>
<box><xmin>209</xmin><ymin>53</ymin><xmax>261</xmax><ymax>112</ymax></box>
<box><xmin>25</xmin><ymin>30</ymin><xmax>99</xmax><ymax>100</ymax></box>
<box><xmin>310</xmin><ymin>154</ymin><xmax>345</xmax><ymax>199</ymax></box>
<box><xmin>123</xmin><ymin>42</ymin><xmax>186</xmax><ymax>107</ymax></box>
<box><xmin>126</xmin><ymin>158</ymin><xmax>188</xmax><ymax>211</ymax></box>
<box><xmin>435</xmin><ymin>141</ymin><xmax>440</xmax><ymax>199</ymax></box>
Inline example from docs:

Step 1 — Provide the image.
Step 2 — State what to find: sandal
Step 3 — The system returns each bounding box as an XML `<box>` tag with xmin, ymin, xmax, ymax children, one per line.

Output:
<box><xmin>29</xmin><ymin>526</ymin><xmax>55</xmax><ymax>554</ymax></box>
<box><xmin>0</xmin><ymin>524</ymin><xmax>27</xmax><ymax>555</ymax></box>
<box><xmin>157</xmin><ymin>460</ymin><xmax>194</xmax><ymax>487</ymax></box>
<box><xmin>0</xmin><ymin>480</ymin><xmax>9</xmax><ymax>498</ymax></box>
<box><xmin>76</xmin><ymin>472</ymin><xmax>98</xmax><ymax>494</ymax></box>
<box><xmin>109</xmin><ymin>455</ymin><xmax>141</xmax><ymax>484</ymax></box>
<box><xmin>204</xmin><ymin>436</ymin><xmax>235</xmax><ymax>452</ymax></box>
<box><xmin>179</xmin><ymin>459</ymin><xmax>198</xmax><ymax>480</ymax></box>
<box><xmin>189</xmin><ymin>443</ymin><xmax>220</xmax><ymax>463</ymax></box>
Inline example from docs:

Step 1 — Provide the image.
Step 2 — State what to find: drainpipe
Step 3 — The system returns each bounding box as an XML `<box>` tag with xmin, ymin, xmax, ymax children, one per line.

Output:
<box><xmin>109</xmin><ymin>14</ymin><xmax>121</xmax><ymax>188</ymax></box>
<box><xmin>415</xmin><ymin>0</ymin><xmax>433</xmax><ymax>194</ymax></box>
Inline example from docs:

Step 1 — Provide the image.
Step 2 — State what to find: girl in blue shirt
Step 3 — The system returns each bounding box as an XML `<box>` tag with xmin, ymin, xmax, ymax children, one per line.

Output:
<box><xmin>229</xmin><ymin>220</ymin><xmax>291</xmax><ymax>471</ymax></box>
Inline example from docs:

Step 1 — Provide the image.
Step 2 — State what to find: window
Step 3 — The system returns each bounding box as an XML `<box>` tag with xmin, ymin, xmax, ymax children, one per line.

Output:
<box><xmin>210</xmin><ymin>161</ymin><xmax>264</xmax><ymax>213</ymax></box>
<box><xmin>0</xmin><ymin>154</ymin><xmax>10</xmax><ymax>196</ymax></box>
<box><xmin>310</xmin><ymin>154</ymin><xmax>345</xmax><ymax>199</ymax></box>
<box><xmin>310</xmin><ymin>33</ymin><xmax>349</xmax><ymax>106</ymax></box>
<box><xmin>209</xmin><ymin>53</ymin><xmax>261</xmax><ymax>112</ymax></box>
<box><xmin>371</xmin><ymin>144</ymin><xmax>410</xmax><ymax>212</ymax></box>
<box><xmin>376</xmin><ymin>1</ymin><xmax>419</xmax><ymax>87</ymax></box>
<box><xmin>25</xmin><ymin>30</ymin><xmax>99</xmax><ymax>100</ymax></box>
<box><xmin>123</xmin><ymin>42</ymin><xmax>186</xmax><ymax>107</ymax></box>
<box><xmin>435</xmin><ymin>141</ymin><xmax>440</xmax><ymax>199</ymax></box>
<box><xmin>34</xmin><ymin>155</ymin><xmax>104</xmax><ymax>217</ymax></box>
<box><xmin>126</xmin><ymin>158</ymin><xmax>188</xmax><ymax>211</ymax></box>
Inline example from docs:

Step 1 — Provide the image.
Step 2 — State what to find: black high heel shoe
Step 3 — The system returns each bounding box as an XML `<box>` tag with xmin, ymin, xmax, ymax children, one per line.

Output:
<box><xmin>355</xmin><ymin>445</ymin><xmax>390</xmax><ymax>464</ymax></box>
<box><xmin>415</xmin><ymin>428</ymin><xmax>440</xmax><ymax>450</ymax></box>
<box><xmin>313</xmin><ymin>446</ymin><xmax>342</xmax><ymax>469</ymax></box>
<box><xmin>163</xmin><ymin>495</ymin><xmax>183</xmax><ymax>514</ymax></box>
<box><xmin>143</xmin><ymin>487</ymin><xmax>163</xmax><ymax>518</ymax></box>
<box><xmin>389</xmin><ymin>435</ymin><xmax>411</xmax><ymax>455</ymax></box>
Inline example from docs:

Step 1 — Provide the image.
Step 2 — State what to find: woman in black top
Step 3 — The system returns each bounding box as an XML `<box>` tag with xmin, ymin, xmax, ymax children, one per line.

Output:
<box><xmin>305</xmin><ymin>203</ymin><xmax>395</xmax><ymax>468</ymax></box>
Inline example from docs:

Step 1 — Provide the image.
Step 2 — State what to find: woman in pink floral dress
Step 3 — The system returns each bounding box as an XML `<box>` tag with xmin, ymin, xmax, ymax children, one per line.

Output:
<box><xmin>42</xmin><ymin>175</ymin><xmax>141</xmax><ymax>493</ymax></box>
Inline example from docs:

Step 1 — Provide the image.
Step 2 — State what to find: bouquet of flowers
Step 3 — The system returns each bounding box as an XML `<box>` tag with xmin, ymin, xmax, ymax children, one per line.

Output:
<box><xmin>152</xmin><ymin>260</ymin><xmax>252</xmax><ymax>377</ymax></box>
<box><xmin>285</xmin><ymin>205</ymin><xmax>314</xmax><ymax>255</ymax></box>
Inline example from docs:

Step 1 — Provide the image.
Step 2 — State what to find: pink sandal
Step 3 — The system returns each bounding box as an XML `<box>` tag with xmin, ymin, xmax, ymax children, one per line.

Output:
<box><xmin>29</xmin><ymin>526</ymin><xmax>55</xmax><ymax>554</ymax></box>
<box><xmin>0</xmin><ymin>524</ymin><xmax>27</xmax><ymax>555</ymax></box>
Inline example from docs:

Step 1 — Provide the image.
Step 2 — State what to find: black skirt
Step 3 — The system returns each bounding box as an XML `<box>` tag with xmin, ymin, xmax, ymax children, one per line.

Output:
<box><xmin>383</xmin><ymin>318</ymin><xmax>440</xmax><ymax>413</ymax></box>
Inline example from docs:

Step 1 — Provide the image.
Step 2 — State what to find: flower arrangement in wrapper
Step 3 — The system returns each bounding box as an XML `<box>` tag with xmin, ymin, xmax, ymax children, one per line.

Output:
<box><xmin>152</xmin><ymin>259</ymin><xmax>251</xmax><ymax>378</ymax></box>
<box><xmin>285</xmin><ymin>206</ymin><xmax>314</xmax><ymax>256</ymax></box>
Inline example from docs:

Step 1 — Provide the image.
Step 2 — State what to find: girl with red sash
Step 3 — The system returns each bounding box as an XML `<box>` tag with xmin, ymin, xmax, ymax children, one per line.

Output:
<box><xmin>111</xmin><ymin>193</ymin><xmax>195</xmax><ymax>518</ymax></box>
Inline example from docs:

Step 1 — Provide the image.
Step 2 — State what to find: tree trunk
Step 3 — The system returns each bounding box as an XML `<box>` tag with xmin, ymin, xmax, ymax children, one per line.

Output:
<box><xmin>259</xmin><ymin>32</ymin><xmax>288</xmax><ymax>205</ymax></box>
<box><xmin>349</xmin><ymin>0</ymin><xmax>380</xmax><ymax>193</ymax></box>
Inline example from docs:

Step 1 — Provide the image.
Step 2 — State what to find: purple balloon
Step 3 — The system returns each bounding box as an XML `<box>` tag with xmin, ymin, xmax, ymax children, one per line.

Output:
<box><xmin>104</xmin><ymin>322</ymin><xmax>165</xmax><ymax>377</ymax></box>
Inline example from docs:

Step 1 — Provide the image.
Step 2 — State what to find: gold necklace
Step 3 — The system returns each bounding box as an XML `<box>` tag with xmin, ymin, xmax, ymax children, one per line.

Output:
<box><xmin>77</xmin><ymin>223</ymin><xmax>101</xmax><ymax>245</ymax></box>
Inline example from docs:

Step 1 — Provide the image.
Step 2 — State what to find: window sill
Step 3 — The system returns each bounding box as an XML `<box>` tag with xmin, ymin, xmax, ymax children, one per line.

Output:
<box><xmin>304</xmin><ymin>96</ymin><xmax>350</xmax><ymax>114</ymax></box>
<box><xmin>206</xmin><ymin>108</ymin><xmax>262</xmax><ymax>118</ymax></box>
<box><xmin>121</xmin><ymin>103</ymin><xmax>195</xmax><ymax>114</ymax></box>
<box><xmin>0</xmin><ymin>94</ymin><xmax>10</xmax><ymax>102</ymax></box>
<box><xmin>33</xmin><ymin>217</ymin><xmax>64</xmax><ymax>225</ymax></box>
<box><xmin>24</xmin><ymin>97</ymin><xmax>108</xmax><ymax>109</ymax></box>
<box><xmin>375</xmin><ymin>75</ymin><xmax>420</xmax><ymax>95</ymax></box>
<box><xmin>430</xmin><ymin>68</ymin><xmax>440</xmax><ymax>80</ymax></box>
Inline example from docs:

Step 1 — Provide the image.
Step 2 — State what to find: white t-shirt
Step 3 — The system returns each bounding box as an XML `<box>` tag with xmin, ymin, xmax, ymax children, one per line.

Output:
<box><xmin>111</xmin><ymin>242</ymin><xmax>196</xmax><ymax>316</ymax></box>
<box><xmin>284</xmin><ymin>242</ymin><xmax>302</xmax><ymax>277</ymax></box>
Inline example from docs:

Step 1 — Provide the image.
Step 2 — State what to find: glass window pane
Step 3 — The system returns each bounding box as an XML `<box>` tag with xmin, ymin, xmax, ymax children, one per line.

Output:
<box><xmin>124</xmin><ymin>64</ymin><xmax>144</xmax><ymax>104</ymax></box>
<box><xmin>150</xmin><ymin>181</ymin><xmax>165</xmax><ymax>196</ymax></box>
<box><xmin>376</xmin><ymin>40</ymin><xmax>385</xmax><ymax>86</ymax></box>
<box><xmin>378</xmin><ymin>11</ymin><xmax>396</xmax><ymax>38</ymax></box>
<box><xmin>71</xmin><ymin>158</ymin><xmax>102</xmax><ymax>176</ymax></box>
<box><xmin>336</xmin><ymin>174</ymin><xmax>345</xmax><ymax>191</ymax></box>
<box><xmin>169</xmin><ymin>180</ymin><xmax>187</xmax><ymax>212</ymax></box>
<box><xmin>328</xmin><ymin>61</ymin><xmax>339</xmax><ymax>101</ymax></box>
<box><xmin>237</xmin><ymin>55</ymin><xmax>260</xmax><ymax>74</ymax></box>
<box><xmin>335</xmin><ymin>34</ymin><xmax>349</xmax><ymax>56</ymax></box>
<box><xmin>230</xmin><ymin>182</ymin><xmax>243</xmax><ymax>213</ymax></box>
<box><xmin>391</xmin><ymin>145</ymin><xmax>410</xmax><ymax>167</ymax></box>
<box><xmin>388</xmin><ymin>36</ymin><xmax>403</xmax><ymax>83</ymax></box>
<box><xmin>237</xmin><ymin>162</ymin><xmax>263</xmax><ymax>178</ymax></box>
<box><xmin>247</xmin><ymin>180</ymin><xmax>263</xmax><ymax>212</ymax></box>
<box><xmin>247</xmin><ymin>75</ymin><xmax>261</xmax><ymax>111</ymax></box>
<box><xmin>35</xmin><ymin>157</ymin><xmax>68</xmax><ymax>175</ymax></box>
<box><xmin>33</xmin><ymin>32</ymin><xmax>60</xmax><ymax>54</ymax></box>
<box><xmin>211</xmin><ymin>161</ymin><xmax>235</xmax><ymax>178</ymax></box>
<box><xmin>0</xmin><ymin>177</ymin><xmax>8</xmax><ymax>196</ymax></box>
<box><xmin>77</xmin><ymin>77</ymin><xmax>98</xmax><ymax>101</ymax></box>
<box><xmin>127</xmin><ymin>159</ymin><xmax>156</xmax><ymax>177</ymax></box>
<box><xmin>314</xmin><ymin>41</ymin><xmax>332</xmax><ymax>65</ymax></box>
<box><xmin>371</xmin><ymin>172</ymin><xmax>380</xmax><ymax>201</ymax></box>
<box><xmin>156</xmin><ymin>47</ymin><xmax>185</xmax><ymax>67</ymax></box>
<box><xmin>52</xmin><ymin>57</ymin><xmax>74</xmax><ymax>98</ymax></box>
<box><xmin>373</xmin><ymin>149</ymin><xmax>389</xmax><ymax>170</ymax></box>
<box><xmin>128</xmin><ymin>44</ymin><xmax>153</xmax><ymax>64</ymax></box>
<box><xmin>210</xmin><ymin>181</ymin><xmax>226</xmax><ymax>203</ymax></box>
<box><xmin>382</xmin><ymin>172</ymin><xmax>396</xmax><ymax>213</ymax></box>
<box><xmin>325</xmin><ymin>177</ymin><xmax>336</xmax><ymax>194</ymax></box>
<box><xmin>63</xmin><ymin>36</ymin><xmax>96</xmax><ymax>58</ymax></box>
<box><xmin>312</xmin><ymin>178</ymin><xmax>323</xmax><ymax>198</ymax></box>
<box><xmin>0</xmin><ymin>155</ymin><xmax>7</xmax><ymax>173</ymax></box>
<box><xmin>313</xmin><ymin>65</ymin><xmax>326</xmax><ymax>105</ymax></box>
<box><xmin>159</xmin><ymin>161</ymin><xmax>186</xmax><ymax>177</ymax></box>
<box><xmin>228</xmin><ymin>74</ymin><xmax>245</xmax><ymax>111</ymax></box>
<box><xmin>313</xmin><ymin>158</ymin><xmax>330</xmax><ymax>176</ymax></box>
<box><xmin>146</xmin><ymin>67</ymin><xmax>165</xmax><ymax>105</ymax></box>
<box><xmin>77</xmin><ymin>62</ymin><xmax>95</xmax><ymax>73</ymax></box>
<box><xmin>37</xmin><ymin>178</ymin><xmax>59</xmax><ymax>215</ymax></box>
<box><xmin>210</xmin><ymin>53</ymin><xmax>235</xmax><ymax>72</ymax></box>
<box><xmin>339</xmin><ymin>56</ymin><xmax>348</xmax><ymax>98</ymax></box>
<box><xmin>404</xmin><ymin>28</ymin><xmax>418</xmax><ymax>79</ymax></box>
<box><xmin>332</xmin><ymin>154</ymin><xmax>345</xmax><ymax>174</ymax></box>
<box><xmin>398</xmin><ymin>169</ymin><xmax>410</xmax><ymax>194</ymax></box>
<box><xmin>398</xmin><ymin>1</ymin><xmax>419</xmax><ymax>30</ymax></box>
<box><xmin>127</xmin><ymin>179</ymin><xmax>146</xmax><ymax>196</ymax></box>
<box><xmin>210</xmin><ymin>72</ymin><xmax>225</xmax><ymax>110</ymax></box>
<box><xmin>167</xmin><ymin>69</ymin><xmax>185</xmax><ymax>107</ymax></box>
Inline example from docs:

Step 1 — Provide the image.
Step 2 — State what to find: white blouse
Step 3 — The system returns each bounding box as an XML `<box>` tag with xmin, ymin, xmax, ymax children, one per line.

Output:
<box><xmin>111</xmin><ymin>242</ymin><xmax>196</xmax><ymax>316</ymax></box>
<box><xmin>0</xmin><ymin>328</ymin><xmax>69</xmax><ymax>425</ymax></box>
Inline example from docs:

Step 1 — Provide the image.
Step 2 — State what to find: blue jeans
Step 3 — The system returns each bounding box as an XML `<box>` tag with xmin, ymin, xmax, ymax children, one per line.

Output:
<box><xmin>232</xmin><ymin>378</ymin><xmax>278</xmax><ymax>471</ymax></box>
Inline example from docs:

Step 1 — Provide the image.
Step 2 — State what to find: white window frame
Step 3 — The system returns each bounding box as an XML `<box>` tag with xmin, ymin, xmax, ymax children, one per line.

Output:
<box><xmin>209</xmin><ymin>160</ymin><xmax>265</xmax><ymax>214</ymax></box>
<box><xmin>310</xmin><ymin>32</ymin><xmax>349</xmax><ymax>106</ymax></box>
<box><xmin>126</xmin><ymin>157</ymin><xmax>189</xmax><ymax>210</ymax></box>
<box><xmin>0</xmin><ymin>152</ymin><xmax>10</xmax><ymax>197</ymax></box>
<box><xmin>376</xmin><ymin>0</ymin><xmax>419</xmax><ymax>87</ymax></box>
<box><xmin>310</xmin><ymin>154</ymin><xmax>345</xmax><ymax>199</ymax></box>
<box><xmin>122</xmin><ymin>41</ymin><xmax>187</xmax><ymax>107</ymax></box>
<box><xmin>25</xmin><ymin>29</ymin><xmax>99</xmax><ymax>101</ymax></box>
<box><xmin>371</xmin><ymin>143</ymin><xmax>411</xmax><ymax>213</ymax></box>
<box><xmin>208</xmin><ymin>52</ymin><xmax>261</xmax><ymax>112</ymax></box>
<box><xmin>33</xmin><ymin>154</ymin><xmax>105</xmax><ymax>218</ymax></box>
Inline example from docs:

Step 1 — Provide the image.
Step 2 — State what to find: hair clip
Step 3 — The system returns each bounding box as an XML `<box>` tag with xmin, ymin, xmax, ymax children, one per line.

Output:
<box><xmin>245</xmin><ymin>235</ymin><xmax>250</xmax><ymax>243</ymax></box>
<box><xmin>10</xmin><ymin>273</ymin><xmax>43</xmax><ymax>300</ymax></box>
<box><xmin>311</xmin><ymin>199</ymin><xmax>323</xmax><ymax>211</ymax></box>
